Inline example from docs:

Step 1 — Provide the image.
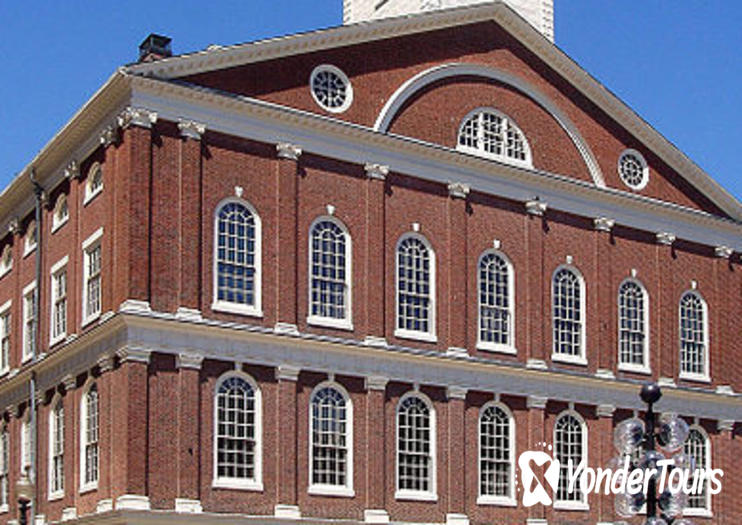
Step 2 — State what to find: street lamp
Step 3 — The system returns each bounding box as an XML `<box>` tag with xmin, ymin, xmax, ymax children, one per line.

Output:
<box><xmin>16</xmin><ymin>469</ymin><xmax>33</xmax><ymax>525</ymax></box>
<box><xmin>610</xmin><ymin>383</ymin><xmax>696</xmax><ymax>525</ymax></box>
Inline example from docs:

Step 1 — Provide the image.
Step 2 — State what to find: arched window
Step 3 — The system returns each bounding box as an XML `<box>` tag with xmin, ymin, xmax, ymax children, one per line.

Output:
<box><xmin>395</xmin><ymin>235</ymin><xmax>436</xmax><ymax>341</ymax></box>
<box><xmin>478</xmin><ymin>251</ymin><xmax>514</xmax><ymax>352</ymax></box>
<box><xmin>308</xmin><ymin>219</ymin><xmax>352</xmax><ymax>329</ymax></box>
<box><xmin>24</xmin><ymin>220</ymin><xmax>37</xmax><ymax>256</ymax></box>
<box><xmin>0</xmin><ymin>426</ymin><xmax>7</xmax><ymax>509</ymax></box>
<box><xmin>684</xmin><ymin>427</ymin><xmax>711</xmax><ymax>514</ymax></box>
<box><xmin>478</xmin><ymin>402</ymin><xmax>515</xmax><ymax>504</ymax></box>
<box><xmin>309</xmin><ymin>383</ymin><xmax>353</xmax><ymax>495</ymax></box>
<box><xmin>679</xmin><ymin>291</ymin><xmax>708</xmax><ymax>380</ymax></box>
<box><xmin>84</xmin><ymin>163</ymin><xmax>103</xmax><ymax>204</ymax></box>
<box><xmin>213</xmin><ymin>373</ymin><xmax>262</xmax><ymax>489</ymax></box>
<box><xmin>457</xmin><ymin>108</ymin><xmax>532</xmax><ymax>167</ymax></box>
<box><xmin>80</xmin><ymin>383</ymin><xmax>99</xmax><ymax>490</ymax></box>
<box><xmin>553</xmin><ymin>411</ymin><xmax>587</xmax><ymax>508</ymax></box>
<box><xmin>213</xmin><ymin>200</ymin><xmax>262</xmax><ymax>316</ymax></box>
<box><xmin>52</xmin><ymin>194</ymin><xmax>69</xmax><ymax>232</ymax></box>
<box><xmin>49</xmin><ymin>399</ymin><xmax>64</xmax><ymax>497</ymax></box>
<box><xmin>396</xmin><ymin>393</ymin><xmax>436</xmax><ymax>499</ymax></box>
<box><xmin>0</xmin><ymin>245</ymin><xmax>11</xmax><ymax>276</ymax></box>
<box><xmin>552</xmin><ymin>267</ymin><xmax>586</xmax><ymax>363</ymax></box>
<box><xmin>618</xmin><ymin>279</ymin><xmax>649</xmax><ymax>372</ymax></box>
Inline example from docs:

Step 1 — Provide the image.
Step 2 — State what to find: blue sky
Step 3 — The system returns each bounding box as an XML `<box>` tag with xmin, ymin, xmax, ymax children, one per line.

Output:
<box><xmin>1</xmin><ymin>1</ymin><xmax>740</xmax><ymax>202</ymax></box>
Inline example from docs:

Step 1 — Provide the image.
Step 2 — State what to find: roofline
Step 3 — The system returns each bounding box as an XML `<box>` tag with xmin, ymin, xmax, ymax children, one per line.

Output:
<box><xmin>125</xmin><ymin>2</ymin><xmax>742</xmax><ymax>221</ymax></box>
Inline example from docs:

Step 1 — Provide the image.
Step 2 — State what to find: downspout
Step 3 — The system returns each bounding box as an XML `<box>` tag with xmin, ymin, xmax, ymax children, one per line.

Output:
<box><xmin>29</xmin><ymin>168</ymin><xmax>44</xmax><ymax>524</ymax></box>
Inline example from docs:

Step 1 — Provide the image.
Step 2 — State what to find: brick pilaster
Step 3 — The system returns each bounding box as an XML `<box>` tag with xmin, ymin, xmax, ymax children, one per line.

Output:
<box><xmin>594</xmin><ymin>218</ymin><xmax>615</xmax><ymax>374</ymax></box>
<box><xmin>364</xmin><ymin>164</ymin><xmax>388</xmax><ymax>346</ymax></box>
<box><xmin>175</xmin><ymin>353</ymin><xmax>203</xmax><ymax>506</ymax></box>
<box><xmin>364</xmin><ymin>376</ymin><xmax>389</xmax><ymax>522</ymax></box>
<box><xmin>526</xmin><ymin>395</ymin><xmax>548</xmax><ymax>521</ymax></box>
<box><xmin>525</xmin><ymin>201</ymin><xmax>547</xmax><ymax>368</ymax></box>
<box><xmin>656</xmin><ymin>232</ymin><xmax>676</xmax><ymax>382</ymax></box>
<box><xmin>447</xmin><ymin>184</ymin><xmax>469</xmax><ymax>354</ymax></box>
<box><xmin>446</xmin><ymin>386</ymin><xmax>468</xmax><ymax>523</ymax></box>
<box><xmin>275</xmin><ymin>365</ymin><xmax>300</xmax><ymax>518</ymax></box>
<box><xmin>595</xmin><ymin>404</ymin><xmax>615</xmax><ymax>522</ymax></box>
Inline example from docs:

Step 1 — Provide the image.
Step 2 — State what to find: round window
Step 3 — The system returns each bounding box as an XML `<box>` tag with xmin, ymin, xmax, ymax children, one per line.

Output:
<box><xmin>618</xmin><ymin>149</ymin><xmax>648</xmax><ymax>190</ymax></box>
<box><xmin>310</xmin><ymin>65</ymin><xmax>353</xmax><ymax>113</ymax></box>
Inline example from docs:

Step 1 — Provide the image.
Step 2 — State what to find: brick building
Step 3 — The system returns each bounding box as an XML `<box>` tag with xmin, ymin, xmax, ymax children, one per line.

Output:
<box><xmin>0</xmin><ymin>1</ymin><xmax>739</xmax><ymax>524</ymax></box>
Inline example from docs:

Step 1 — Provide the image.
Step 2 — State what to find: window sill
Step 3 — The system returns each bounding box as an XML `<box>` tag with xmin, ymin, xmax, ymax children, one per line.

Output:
<box><xmin>394</xmin><ymin>329</ymin><xmax>437</xmax><ymax>344</ymax></box>
<box><xmin>618</xmin><ymin>364</ymin><xmax>651</xmax><ymax>375</ymax></box>
<box><xmin>50</xmin><ymin>334</ymin><xmax>66</xmax><ymax>348</ymax></box>
<box><xmin>81</xmin><ymin>313</ymin><xmax>101</xmax><ymax>328</ymax></box>
<box><xmin>0</xmin><ymin>265</ymin><xmax>11</xmax><ymax>280</ymax></box>
<box><xmin>307</xmin><ymin>316</ymin><xmax>353</xmax><ymax>332</ymax></box>
<box><xmin>308</xmin><ymin>484</ymin><xmax>355</xmax><ymax>498</ymax></box>
<box><xmin>21</xmin><ymin>354</ymin><xmax>32</xmax><ymax>365</ymax></box>
<box><xmin>552</xmin><ymin>353</ymin><xmax>587</xmax><ymax>366</ymax></box>
<box><xmin>51</xmin><ymin>218</ymin><xmax>68</xmax><ymax>234</ymax></box>
<box><xmin>679</xmin><ymin>373</ymin><xmax>711</xmax><ymax>384</ymax></box>
<box><xmin>395</xmin><ymin>489</ymin><xmax>437</xmax><ymax>502</ymax></box>
<box><xmin>476</xmin><ymin>495</ymin><xmax>516</xmax><ymax>506</ymax></box>
<box><xmin>48</xmin><ymin>491</ymin><xmax>64</xmax><ymax>502</ymax></box>
<box><xmin>83</xmin><ymin>188</ymin><xmax>102</xmax><ymax>207</ymax></box>
<box><xmin>23</xmin><ymin>245</ymin><xmax>36</xmax><ymax>259</ymax></box>
<box><xmin>211</xmin><ymin>302</ymin><xmax>263</xmax><ymax>318</ymax></box>
<box><xmin>553</xmin><ymin>500</ymin><xmax>589</xmax><ymax>511</ymax></box>
<box><xmin>0</xmin><ymin>503</ymin><xmax>7</xmax><ymax>514</ymax></box>
<box><xmin>476</xmin><ymin>342</ymin><xmax>517</xmax><ymax>355</ymax></box>
<box><xmin>683</xmin><ymin>508</ymin><xmax>712</xmax><ymax>518</ymax></box>
<box><xmin>80</xmin><ymin>483</ymin><xmax>98</xmax><ymax>494</ymax></box>
<box><xmin>212</xmin><ymin>479</ymin><xmax>264</xmax><ymax>491</ymax></box>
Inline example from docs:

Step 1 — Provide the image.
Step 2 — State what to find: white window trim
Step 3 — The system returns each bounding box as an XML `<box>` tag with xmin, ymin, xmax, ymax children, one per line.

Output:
<box><xmin>49</xmin><ymin>256</ymin><xmax>69</xmax><ymax>347</ymax></box>
<box><xmin>0</xmin><ymin>246</ymin><xmax>12</xmax><ymax>279</ymax></box>
<box><xmin>79</xmin><ymin>379</ymin><xmax>99</xmax><ymax>493</ymax></box>
<box><xmin>20</xmin><ymin>416</ymin><xmax>31</xmax><ymax>477</ymax></box>
<box><xmin>477</xmin><ymin>401</ymin><xmax>516</xmax><ymax>506</ymax></box>
<box><xmin>308</xmin><ymin>380</ymin><xmax>355</xmax><ymax>497</ymax></box>
<box><xmin>0</xmin><ymin>427</ymin><xmax>8</xmax><ymax>513</ymax></box>
<box><xmin>476</xmin><ymin>249</ymin><xmax>516</xmax><ymax>354</ymax></box>
<box><xmin>395</xmin><ymin>391</ymin><xmax>437</xmax><ymax>502</ymax></box>
<box><xmin>551</xmin><ymin>265</ymin><xmax>587</xmax><ymax>366</ymax></box>
<box><xmin>678</xmin><ymin>290</ymin><xmax>710</xmax><ymax>383</ymax></box>
<box><xmin>48</xmin><ymin>396</ymin><xmax>64</xmax><ymax>501</ymax></box>
<box><xmin>394</xmin><ymin>233</ymin><xmax>437</xmax><ymax>343</ymax></box>
<box><xmin>23</xmin><ymin>223</ymin><xmax>37</xmax><ymax>258</ymax></box>
<box><xmin>552</xmin><ymin>409</ymin><xmax>589</xmax><ymax>511</ymax></box>
<box><xmin>0</xmin><ymin>299</ymin><xmax>11</xmax><ymax>376</ymax></box>
<box><xmin>684</xmin><ymin>425</ymin><xmax>712</xmax><ymax>517</ymax></box>
<box><xmin>212</xmin><ymin>371</ymin><xmax>263</xmax><ymax>492</ymax></box>
<box><xmin>456</xmin><ymin>107</ymin><xmax>533</xmax><ymax>169</ymax></box>
<box><xmin>306</xmin><ymin>216</ymin><xmax>354</xmax><ymax>331</ymax></box>
<box><xmin>309</xmin><ymin>64</ymin><xmax>353</xmax><ymax>114</ymax></box>
<box><xmin>618</xmin><ymin>148</ymin><xmax>649</xmax><ymax>191</ymax></box>
<box><xmin>21</xmin><ymin>281</ymin><xmax>36</xmax><ymax>364</ymax></box>
<box><xmin>81</xmin><ymin>228</ymin><xmax>104</xmax><ymax>327</ymax></box>
<box><xmin>211</xmin><ymin>198</ymin><xmax>263</xmax><ymax>318</ymax></box>
<box><xmin>83</xmin><ymin>163</ymin><xmax>103</xmax><ymax>206</ymax></box>
<box><xmin>51</xmin><ymin>195</ymin><xmax>69</xmax><ymax>233</ymax></box>
<box><xmin>616</xmin><ymin>278</ymin><xmax>651</xmax><ymax>375</ymax></box>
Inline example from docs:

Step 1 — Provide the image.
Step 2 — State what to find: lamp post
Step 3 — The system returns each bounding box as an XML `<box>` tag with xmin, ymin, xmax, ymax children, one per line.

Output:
<box><xmin>16</xmin><ymin>470</ymin><xmax>33</xmax><ymax>525</ymax></box>
<box><xmin>611</xmin><ymin>382</ymin><xmax>696</xmax><ymax>525</ymax></box>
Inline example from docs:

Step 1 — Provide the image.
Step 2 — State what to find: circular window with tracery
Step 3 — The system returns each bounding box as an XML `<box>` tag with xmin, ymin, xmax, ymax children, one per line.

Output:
<box><xmin>618</xmin><ymin>149</ymin><xmax>648</xmax><ymax>190</ymax></box>
<box><xmin>310</xmin><ymin>65</ymin><xmax>353</xmax><ymax>113</ymax></box>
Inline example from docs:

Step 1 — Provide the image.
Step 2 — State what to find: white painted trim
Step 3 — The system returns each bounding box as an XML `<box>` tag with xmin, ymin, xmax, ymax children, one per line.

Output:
<box><xmin>395</xmin><ymin>390</ymin><xmax>437</xmax><ymax>501</ymax></box>
<box><xmin>0</xmin><ymin>299</ymin><xmax>11</xmax><ymax>375</ymax></box>
<box><xmin>618</xmin><ymin>148</ymin><xmax>649</xmax><ymax>191</ymax></box>
<box><xmin>79</xmin><ymin>378</ymin><xmax>99</xmax><ymax>493</ymax></box>
<box><xmin>212</xmin><ymin>370</ymin><xmax>263</xmax><ymax>491</ymax></box>
<box><xmin>23</xmin><ymin>222</ymin><xmax>37</xmax><ymax>259</ymax></box>
<box><xmin>49</xmin><ymin>256</ymin><xmax>69</xmax><ymax>347</ymax></box>
<box><xmin>684</xmin><ymin>425</ymin><xmax>712</xmax><ymax>516</ymax></box>
<box><xmin>476</xmin><ymin>249</ymin><xmax>516</xmax><ymax>354</ymax></box>
<box><xmin>115</xmin><ymin>494</ymin><xmax>151</xmax><ymax>511</ymax></box>
<box><xmin>456</xmin><ymin>107</ymin><xmax>532</xmax><ymax>169</ymax></box>
<box><xmin>678</xmin><ymin>290</ymin><xmax>710</xmax><ymax>383</ymax></box>
<box><xmin>212</xmin><ymin>197</ymin><xmax>263</xmax><ymax>318</ymax></box>
<box><xmin>21</xmin><ymin>281</ymin><xmax>36</xmax><ymax>364</ymax></box>
<box><xmin>394</xmin><ymin>232</ymin><xmax>436</xmax><ymax>342</ymax></box>
<box><xmin>82</xmin><ymin>228</ymin><xmax>103</xmax><ymax>327</ymax></box>
<box><xmin>81</xmin><ymin>227</ymin><xmax>104</xmax><ymax>251</ymax></box>
<box><xmin>306</xmin><ymin>216</ymin><xmax>353</xmax><ymax>330</ymax></box>
<box><xmin>374</xmin><ymin>63</ymin><xmax>604</xmax><ymax>187</ymax></box>
<box><xmin>552</xmin><ymin>409</ymin><xmax>588</xmax><ymax>509</ymax></box>
<box><xmin>309</xmin><ymin>65</ymin><xmax>354</xmax><ymax>114</ymax></box>
<box><xmin>550</xmin><ymin>265</ymin><xmax>587</xmax><ymax>365</ymax></box>
<box><xmin>477</xmin><ymin>401</ymin><xmax>516</xmax><ymax>505</ymax></box>
<box><xmin>83</xmin><ymin>163</ymin><xmax>103</xmax><ymax>206</ymax></box>
<box><xmin>47</xmin><ymin>396</ymin><xmax>65</xmax><ymax>501</ymax></box>
<box><xmin>0</xmin><ymin>246</ymin><xmax>12</xmax><ymax>280</ymax></box>
<box><xmin>308</xmin><ymin>380</ymin><xmax>354</xmax><ymax>497</ymax></box>
<box><xmin>616</xmin><ymin>277</ymin><xmax>650</xmax><ymax>374</ymax></box>
<box><xmin>174</xmin><ymin>498</ymin><xmax>203</xmax><ymax>513</ymax></box>
<box><xmin>51</xmin><ymin>194</ymin><xmax>69</xmax><ymax>233</ymax></box>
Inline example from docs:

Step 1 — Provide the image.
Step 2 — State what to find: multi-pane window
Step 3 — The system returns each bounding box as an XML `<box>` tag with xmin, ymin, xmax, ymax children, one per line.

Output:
<box><xmin>310</xmin><ymin>65</ymin><xmax>353</xmax><ymax>113</ymax></box>
<box><xmin>82</xmin><ymin>384</ymin><xmax>99</xmax><ymax>488</ymax></box>
<box><xmin>397</xmin><ymin>395</ymin><xmax>435</xmax><ymax>496</ymax></box>
<box><xmin>458</xmin><ymin>109</ymin><xmax>531</xmax><ymax>166</ymax></box>
<box><xmin>0</xmin><ymin>428</ymin><xmax>7</xmax><ymax>508</ymax></box>
<box><xmin>309</xmin><ymin>220</ymin><xmax>351</xmax><ymax>325</ymax></box>
<box><xmin>680</xmin><ymin>292</ymin><xmax>707</xmax><ymax>379</ymax></box>
<box><xmin>396</xmin><ymin>236</ymin><xmax>435</xmax><ymax>338</ymax></box>
<box><xmin>479</xmin><ymin>403</ymin><xmax>514</xmax><ymax>501</ymax></box>
<box><xmin>214</xmin><ymin>374</ymin><xmax>261</xmax><ymax>487</ymax></box>
<box><xmin>684</xmin><ymin>428</ymin><xmax>710</xmax><ymax>513</ymax></box>
<box><xmin>554</xmin><ymin>413</ymin><xmax>586</xmax><ymax>505</ymax></box>
<box><xmin>22</xmin><ymin>284</ymin><xmax>36</xmax><ymax>362</ymax></box>
<box><xmin>552</xmin><ymin>268</ymin><xmax>584</xmax><ymax>361</ymax></box>
<box><xmin>214</xmin><ymin>201</ymin><xmax>261</xmax><ymax>312</ymax></box>
<box><xmin>0</xmin><ymin>307</ymin><xmax>9</xmax><ymax>374</ymax></box>
<box><xmin>0</xmin><ymin>245</ymin><xmax>11</xmax><ymax>275</ymax></box>
<box><xmin>51</xmin><ymin>267</ymin><xmax>67</xmax><ymax>343</ymax></box>
<box><xmin>478</xmin><ymin>252</ymin><xmax>513</xmax><ymax>349</ymax></box>
<box><xmin>24</xmin><ymin>221</ymin><xmax>37</xmax><ymax>255</ymax></box>
<box><xmin>618</xmin><ymin>150</ymin><xmax>649</xmax><ymax>190</ymax></box>
<box><xmin>310</xmin><ymin>385</ymin><xmax>351</xmax><ymax>491</ymax></box>
<box><xmin>49</xmin><ymin>401</ymin><xmax>64</xmax><ymax>496</ymax></box>
<box><xmin>85</xmin><ymin>164</ymin><xmax>103</xmax><ymax>203</ymax></box>
<box><xmin>20</xmin><ymin>418</ymin><xmax>31</xmax><ymax>476</ymax></box>
<box><xmin>83</xmin><ymin>244</ymin><xmax>101</xmax><ymax>322</ymax></box>
<box><xmin>618</xmin><ymin>280</ymin><xmax>648</xmax><ymax>370</ymax></box>
<box><xmin>53</xmin><ymin>194</ymin><xmax>69</xmax><ymax>231</ymax></box>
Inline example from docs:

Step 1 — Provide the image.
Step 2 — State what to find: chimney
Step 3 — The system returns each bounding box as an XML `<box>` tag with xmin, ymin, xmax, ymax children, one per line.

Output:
<box><xmin>138</xmin><ymin>33</ymin><xmax>172</xmax><ymax>63</ymax></box>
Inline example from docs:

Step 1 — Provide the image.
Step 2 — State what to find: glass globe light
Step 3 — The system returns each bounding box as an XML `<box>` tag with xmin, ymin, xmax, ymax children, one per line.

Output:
<box><xmin>658</xmin><ymin>413</ymin><xmax>690</xmax><ymax>452</ymax></box>
<box><xmin>615</xmin><ymin>491</ymin><xmax>645</xmax><ymax>518</ymax></box>
<box><xmin>658</xmin><ymin>488</ymin><xmax>689</xmax><ymax>518</ymax></box>
<box><xmin>638</xmin><ymin>449</ymin><xmax>665</xmax><ymax>471</ymax></box>
<box><xmin>614</xmin><ymin>418</ymin><xmax>644</xmax><ymax>454</ymax></box>
<box><xmin>645</xmin><ymin>518</ymin><xmax>668</xmax><ymax>525</ymax></box>
<box><xmin>672</xmin><ymin>452</ymin><xmax>696</xmax><ymax>472</ymax></box>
